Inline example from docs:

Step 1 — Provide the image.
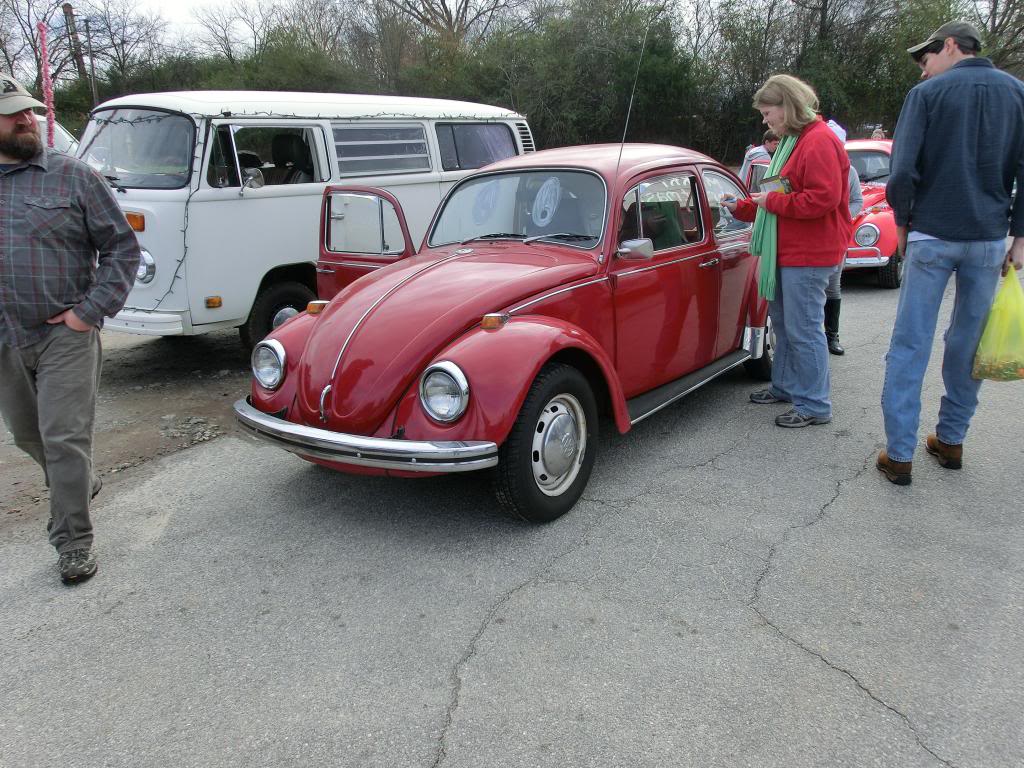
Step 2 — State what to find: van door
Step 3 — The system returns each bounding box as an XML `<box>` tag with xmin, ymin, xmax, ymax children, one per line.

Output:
<box><xmin>186</xmin><ymin>120</ymin><xmax>329</xmax><ymax>332</ymax></box>
<box><xmin>317</xmin><ymin>187</ymin><xmax>415</xmax><ymax>299</ymax></box>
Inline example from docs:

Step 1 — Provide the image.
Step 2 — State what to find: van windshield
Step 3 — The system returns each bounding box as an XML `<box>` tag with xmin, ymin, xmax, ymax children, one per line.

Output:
<box><xmin>430</xmin><ymin>170</ymin><xmax>606</xmax><ymax>250</ymax></box>
<box><xmin>77</xmin><ymin>109</ymin><xmax>195</xmax><ymax>189</ymax></box>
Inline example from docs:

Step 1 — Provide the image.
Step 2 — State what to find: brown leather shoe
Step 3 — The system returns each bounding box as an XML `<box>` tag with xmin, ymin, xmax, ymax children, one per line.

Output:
<box><xmin>926</xmin><ymin>434</ymin><xmax>962</xmax><ymax>469</ymax></box>
<box><xmin>877</xmin><ymin>450</ymin><xmax>912</xmax><ymax>485</ymax></box>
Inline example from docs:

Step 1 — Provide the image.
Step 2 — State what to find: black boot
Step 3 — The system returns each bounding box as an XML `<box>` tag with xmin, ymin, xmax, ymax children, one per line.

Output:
<box><xmin>825</xmin><ymin>298</ymin><xmax>844</xmax><ymax>355</ymax></box>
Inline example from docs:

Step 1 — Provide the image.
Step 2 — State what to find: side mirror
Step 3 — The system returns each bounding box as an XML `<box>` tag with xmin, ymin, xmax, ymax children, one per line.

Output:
<box><xmin>617</xmin><ymin>238</ymin><xmax>654</xmax><ymax>260</ymax></box>
<box><xmin>239</xmin><ymin>167</ymin><xmax>265</xmax><ymax>196</ymax></box>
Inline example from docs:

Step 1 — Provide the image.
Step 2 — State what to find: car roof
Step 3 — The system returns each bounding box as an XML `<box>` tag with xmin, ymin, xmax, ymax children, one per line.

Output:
<box><xmin>483</xmin><ymin>143</ymin><xmax>717</xmax><ymax>185</ymax></box>
<box><xmin>845</xmin><ymin>139</ymin><xmax>892</xmax><ymax>152</ymax></box>
<box><xmin>91</xmin><ymin>91</ymin><xmax>525</xmax><ymax>121</ymax></box>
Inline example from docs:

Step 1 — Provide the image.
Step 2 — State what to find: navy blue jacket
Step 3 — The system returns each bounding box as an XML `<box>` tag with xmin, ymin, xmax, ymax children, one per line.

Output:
<box><xmin>888</xmin><ymin>58</ymin><xmax>1024</xmax><ymax>240</ymax></box>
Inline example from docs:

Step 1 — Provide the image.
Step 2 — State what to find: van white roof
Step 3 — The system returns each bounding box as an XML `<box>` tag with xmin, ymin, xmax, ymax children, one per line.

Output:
<box><xmin>92</xmin><ymin>91</ymin><xmax>525</xmax><ymax>121</ymax></box>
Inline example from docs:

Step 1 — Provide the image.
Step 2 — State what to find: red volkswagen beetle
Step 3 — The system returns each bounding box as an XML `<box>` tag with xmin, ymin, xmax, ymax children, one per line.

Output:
<box><xmin>234</xmin><ymin>144</ymin><xmax>771</xmax><ymax>522</ymax></box>
<box><xmin>743</xmin><ymin>138</ymin><xmax>900</xmax><ymax>287</ymax></box>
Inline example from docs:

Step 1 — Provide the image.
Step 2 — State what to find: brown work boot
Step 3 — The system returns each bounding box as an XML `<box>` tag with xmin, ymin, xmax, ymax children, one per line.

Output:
<box><xmin>926</xmin><ymin>434</ymin><xmax>962</xmax><ymax>469</ymax></box>
<box><xmin>876</xmin><ymin>450</ymin><xmax>912</xmax><ymax>486</ymax></box>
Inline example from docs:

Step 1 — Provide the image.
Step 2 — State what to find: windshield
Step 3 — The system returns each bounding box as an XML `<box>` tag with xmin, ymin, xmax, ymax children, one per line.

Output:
<box><xmin>77</xmin><ymin>108</ymin><xmax>195</xmax><ymax>189</ymax></box>
<box><xmin>37</xmin><ymin>118</ymin><xmax>78</xmax><ymax>154</ymax></box>
<box><xmin>430</xmin><ymin>170</ymin><xmax>606</xmax><ymax>249</ymax></box>
<box><xmin>848</xmin><ymin>150</ymin><xmax>890</xmax><ymax>184</ymax></box>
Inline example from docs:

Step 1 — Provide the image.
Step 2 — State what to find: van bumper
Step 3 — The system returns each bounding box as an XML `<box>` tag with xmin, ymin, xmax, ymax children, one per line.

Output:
<box><xmin>106</xmin><ymin>309</ymin><xmax>189</xmax><ymax>336</ymax></box>
<box><xmin>233</xmin><ymin>398</ymin><xmax>499</xmax><ymax>473</ymax></box>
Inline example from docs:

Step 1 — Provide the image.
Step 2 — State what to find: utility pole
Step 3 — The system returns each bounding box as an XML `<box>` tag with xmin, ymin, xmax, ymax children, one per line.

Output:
<box><xmin>84</xmin><ymin>18</ymin><xmax>98</xmax><ymax>106</ymax></box>
<box><xmin>62</xmin><ymin>3</ymin><xmax>89</xmax><ymax>80</ymax></box>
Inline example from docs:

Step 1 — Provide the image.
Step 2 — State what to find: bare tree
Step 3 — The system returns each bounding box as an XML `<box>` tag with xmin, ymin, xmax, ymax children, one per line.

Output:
<box><xmin>83</xmin><ymin>0</ymin><xmax>168</xmax><ymax>78</ymax></box>
<box><xmin>973</xmin><ymin>0</ymin><xmax>1024</xmax><ymax>74</ymax></box>
<box><xmin>350</xmin><ymin>0</ymin><xmax>421</xmax><ymax>89</ymax></box>
<box><xmin>1</xmin><ymin>0</ymin><xmax>78</xmax><ymax>88</ymax></box>
<box><xmin>381</xmin><ymin>0</ymin><xmax>523</xmax><ymax>47</ymax></box>
<box><xmin>280</xmin><ymin>0</ymin><xmax>351</xmax><ymax>57</ymax></box>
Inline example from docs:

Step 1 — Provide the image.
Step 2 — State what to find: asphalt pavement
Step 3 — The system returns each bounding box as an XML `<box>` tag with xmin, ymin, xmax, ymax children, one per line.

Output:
<box><xmin>1</xmin><ymin>272</ymin><xmax>1022</xmax><ymax>768</ymax></box>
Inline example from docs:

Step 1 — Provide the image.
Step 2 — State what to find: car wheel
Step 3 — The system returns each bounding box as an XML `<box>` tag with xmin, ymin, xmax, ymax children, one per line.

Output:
<box><xmin>239</xmin><ymin>281</ymin><xmax>315</xmax><ymax>349</ymax></box>
<box><xmin>494</xmin><ymin>363</ymin><xmax>598</xmax><ymax>524</ymax></box>
<box><xmin>878</xmin><ymin>250</ymin><xmax>903</xmax><ymax>289</ymax></box>
<box><xmin>743</xmin><ymin>315</ymin><xmax>774</xmax><ymax>381</ymax></box>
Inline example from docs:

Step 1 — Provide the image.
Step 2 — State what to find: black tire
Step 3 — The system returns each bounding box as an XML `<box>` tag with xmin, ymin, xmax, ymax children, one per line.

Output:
<box><xmin>744</xmin><ymin>315</ymin><xmax>774</xmax><ymax>381</ymax></box>
<box><xmin>239</xmin><ymin>281</ymin><xmax>315</xmax><ymax>349</ymax></box>
<box><xmin>878</xmin><ymin>250</ymin><xmax>903</xmax><ymax>289</ymax></box>
<box><xmin>494</xmin><ymin>363</ymin><xmax>598</xmax><ymax>523</ymax></box>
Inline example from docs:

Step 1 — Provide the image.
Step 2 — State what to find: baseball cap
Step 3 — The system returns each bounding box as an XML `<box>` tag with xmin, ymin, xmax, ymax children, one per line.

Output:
<box><xmin>0</xmin><ymin>74</ymin><xmax>45</xmax><ymax>115</ymax></box>
<box><xmin>907</xmin><ymin>21</ymin><xmax>982</xmax><ymax>56</ymax></box>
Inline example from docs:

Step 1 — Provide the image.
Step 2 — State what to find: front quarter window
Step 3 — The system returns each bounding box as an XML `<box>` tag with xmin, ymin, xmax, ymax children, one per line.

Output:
<box><xmin>430</xmin><ymin>170</ymin><xmax>606</xmax><ymax>249</ymax></box>
<box><xmin>78</xmin><ymin>108</ymin><xmax>195</xmax><ymax>189</ymax></box>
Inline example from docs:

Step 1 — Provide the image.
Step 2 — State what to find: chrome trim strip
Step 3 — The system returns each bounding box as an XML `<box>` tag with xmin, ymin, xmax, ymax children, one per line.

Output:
<box><xmin>329</xmin><ymin>252</ymin><xmax>468</xmax><ymax>382</ymax></box>
<box><xmin>509</xmin><ymin>277</ymin><xmax>609</xmax><ymax>314</ymax></box>
<box><xmin>716</xmin><ymin>242</ymin><xmax>749</xmax><ymax>254</ymax></box>
<box><xmin>743</xmin><ymin>326</ymin><xmax>765</xmax><ymax>358</ymax></box>
<box><xmin>630</xmin><ymin>354</ymin><xmax>751</xmax><ymax>425</ymax></box>
<box><xmin>234</xmin><ymin>398</ymin><xmax>498</xmax><ymax>473</ymax></box>
<box><xmin>615</xmin><ymin>252</ymin><xmax>706</xmax><ymax>277</ymax></box>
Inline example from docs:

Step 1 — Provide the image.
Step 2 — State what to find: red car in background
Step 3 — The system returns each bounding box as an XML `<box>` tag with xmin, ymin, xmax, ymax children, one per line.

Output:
<box><xmin>744</xmin><ymin>138</ymin><xmax>901</xmax><ymax>288</ymax></box>
<box><xmin>235</xmin><ymin>144</ymin><xmax>772</xmax><ymax>523</ymax></box>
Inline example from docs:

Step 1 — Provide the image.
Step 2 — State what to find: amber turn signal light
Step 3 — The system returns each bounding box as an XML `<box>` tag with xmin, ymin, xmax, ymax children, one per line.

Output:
<box><xmin>204</xmin><ymin>296</ymin><xmax>222</xmax><ymax>308</ymax></box>
<box><xmin>125</xmin><ymin>212</ymin><xmax>145</xmax><ymax>232</ymax></box>
<box><xmin>307</xmin><ymin>300</ymin><xmax>329</xmax><ymax>315</ymax></box>
<box><xmin>481</xmin><ymin>313</ymin><xmax>509</xmax><ymax>330</ymax></box>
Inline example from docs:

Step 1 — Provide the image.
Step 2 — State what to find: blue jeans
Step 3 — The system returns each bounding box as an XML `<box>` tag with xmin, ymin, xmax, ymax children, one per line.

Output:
<box><xmin>768</xmin><ymin>266</ymin><xmax>834</xmax><ymax>419</ymax></box>
<box><xmin>881</xmin><ymin>238</ymin><xmax>1004</xmax><ymax>462</ymax></box>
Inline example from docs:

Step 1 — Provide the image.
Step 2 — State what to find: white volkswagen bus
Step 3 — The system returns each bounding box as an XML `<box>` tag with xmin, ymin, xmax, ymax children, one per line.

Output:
<box><xmin>76</xmin><ymin>91</ymin><xmax>536</xmax><ymax>346</ymax></box>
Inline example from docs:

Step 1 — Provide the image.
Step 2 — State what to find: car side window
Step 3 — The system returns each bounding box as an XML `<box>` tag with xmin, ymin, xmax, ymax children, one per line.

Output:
<box><xmin>326</xmin><ymin>192</ymin><xmax>404</xmax><ymax>255</ymax></box>
<box><xmin>702</xmin><ymin>170</ymin><xmax>751</xmax><ymax>235</ymax></box>
<box><xmin>619</xmin><ymin>173</ymin><xmax>703</xmax><ymax>252</ymax></box>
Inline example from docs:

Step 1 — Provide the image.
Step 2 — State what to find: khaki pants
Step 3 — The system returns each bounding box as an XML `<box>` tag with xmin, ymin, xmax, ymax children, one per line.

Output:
<box><xmin>0</xmin><ymin>324</ymin><xmax>102</xmax><ymax>554</ymax></box>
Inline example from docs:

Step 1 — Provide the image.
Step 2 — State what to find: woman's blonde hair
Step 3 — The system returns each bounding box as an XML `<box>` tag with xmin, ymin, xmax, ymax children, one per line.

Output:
<box><xmin>753</xmin><ymin>74</ymin><xmax>819</xmax><ymax>135</ymax></box>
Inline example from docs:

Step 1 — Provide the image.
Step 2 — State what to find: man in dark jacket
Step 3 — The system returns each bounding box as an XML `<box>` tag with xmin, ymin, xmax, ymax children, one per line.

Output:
<box><xmin>877</xmin><ymin>22</ymin><xmax>1024</xmax><ymax>485</ymax></box>
<box><xmin>0</xmin><ymin>74</ymin><xmax>140</xmax><ymax>581</ymax></box>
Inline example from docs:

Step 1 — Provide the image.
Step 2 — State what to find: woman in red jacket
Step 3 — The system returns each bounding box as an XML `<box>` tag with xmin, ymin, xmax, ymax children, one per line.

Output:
<box><xmin>723</xmin><ymin>74</ymin><xmax>852</xmax><ymax>427</ymax></box>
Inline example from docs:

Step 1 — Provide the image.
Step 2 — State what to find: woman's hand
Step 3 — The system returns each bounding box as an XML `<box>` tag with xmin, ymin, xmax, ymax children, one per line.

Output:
<box><xmin>750</xmin><ymin>192</ymin><xmax>769</xmax><ymax>208</ymax></box>
<box><xmin>719</xmin><ymin>194</ymin><xmax>739</xmax><ymax>213</ymax></box>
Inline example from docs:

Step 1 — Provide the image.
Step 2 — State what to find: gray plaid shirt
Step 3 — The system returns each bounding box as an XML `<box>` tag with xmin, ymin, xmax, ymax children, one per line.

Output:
<box><xmin>0</xmin><ymin>149</ymin><xmax>140</xmax><ymax>348</ymax></box>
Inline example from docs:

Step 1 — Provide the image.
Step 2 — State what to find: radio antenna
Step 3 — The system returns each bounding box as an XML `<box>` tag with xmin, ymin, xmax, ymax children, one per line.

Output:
<box><xmin>615</xmin><ymin>6</ymin><xmax>666</xmax><ymax>185</ymax></box>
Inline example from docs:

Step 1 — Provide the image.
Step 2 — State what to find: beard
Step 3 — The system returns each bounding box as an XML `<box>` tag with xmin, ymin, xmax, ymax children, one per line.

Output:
<box><xmin>0</xmin><ymin>124</ymin><xmax>42</xmax><ymax>161</ymax></box>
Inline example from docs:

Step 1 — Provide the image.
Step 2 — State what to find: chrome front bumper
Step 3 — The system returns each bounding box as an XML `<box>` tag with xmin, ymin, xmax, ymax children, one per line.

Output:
<box><xmin>233</xmin><ymin>398</ymin><xmax>498</xmax><ymax>473</ymax></box>
<box><xmin>844</xmin><ymin>246</ymin><xmax>888</xmax><ymax>268</ymax></box>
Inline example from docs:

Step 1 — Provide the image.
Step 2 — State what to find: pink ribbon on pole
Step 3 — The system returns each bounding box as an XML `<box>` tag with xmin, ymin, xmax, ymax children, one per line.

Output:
<box><xmin>37</xmin><ymin>21</ymin><xmax>55</xmax><ymax>148</ymax></box>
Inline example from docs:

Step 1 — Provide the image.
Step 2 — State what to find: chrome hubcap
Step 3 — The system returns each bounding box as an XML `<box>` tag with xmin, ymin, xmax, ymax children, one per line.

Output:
<box><xmin>272</xmin><ymin>306</ymin><xmax>300</xmax><ymax>328</ymax></box>
<box><xmin>531</xmin><ymin>393</ymin><xmax>586</xmax><ymax>497</ymax></box>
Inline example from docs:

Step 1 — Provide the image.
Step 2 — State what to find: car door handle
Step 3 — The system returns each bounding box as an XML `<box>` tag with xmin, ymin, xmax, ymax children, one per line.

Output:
<box><xmin>316</xmin><ymin>267</ymin><xmax>335</xmax><ymax>274</ymax></box>
<box><xmin>698</xmin><ymin>258</ymin><xmax>720</xmax><ymax>268</ymax></box>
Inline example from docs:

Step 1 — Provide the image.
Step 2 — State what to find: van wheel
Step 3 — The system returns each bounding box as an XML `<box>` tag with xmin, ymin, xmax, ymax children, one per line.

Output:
<box><xmin>743</xmin><ymin>316</ymin><xmax>774</xmax><ymax>381</ymax></box>
<box><xmin>494</xmin><ymin>363</ymin><xmax>597</xmax><ymax>524</ymax></box>
<box><xmin>239</xmin><ymin>281</ymin><xmax>315</xmax><ymax>349</ymax></box>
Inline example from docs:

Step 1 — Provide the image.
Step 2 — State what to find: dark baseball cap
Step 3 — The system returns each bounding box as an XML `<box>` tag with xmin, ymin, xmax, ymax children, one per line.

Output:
<box><xmin>0</xmin><ymin>74</ymin><xmax>45</xmax><ymax>115</ymax></box>
<box><xmin>907</xmin><ymin>21</ymin><xmax>982</xmax><ymax>56</ymax></box>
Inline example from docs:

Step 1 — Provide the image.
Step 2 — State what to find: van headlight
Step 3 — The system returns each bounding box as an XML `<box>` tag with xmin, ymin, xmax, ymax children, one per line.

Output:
<box><xmin>136</xmin><ymin>248</ymin><xmax>156</xmax><ymax>284</ymax></box>
<box><xmin>854</xmin><ymin>223</ymin><xmax>880</xmax><ymax>247</ymax></box>
<box><xmin>252</xmin><ymin>340</ymin><xmax>286</xmax><ymax>390</ymax></box>
<box><xmin>419</xmin><ymin>361</ymin><xmax>469</xmax><ymax>423</ymax></box>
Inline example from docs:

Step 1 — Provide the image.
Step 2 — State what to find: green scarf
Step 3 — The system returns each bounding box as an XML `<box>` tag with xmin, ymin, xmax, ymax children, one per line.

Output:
<box><xmin>750</xmin><ymin>133</ymin><xmax>797</xmax><ymax>301</ymax></box>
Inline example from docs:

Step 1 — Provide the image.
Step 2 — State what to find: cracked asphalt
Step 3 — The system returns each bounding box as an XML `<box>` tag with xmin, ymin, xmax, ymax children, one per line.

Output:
<box><xmin>2</xmin><ymin>272</ymin><xmax>1022</xmax><ymax>768</ymax></box>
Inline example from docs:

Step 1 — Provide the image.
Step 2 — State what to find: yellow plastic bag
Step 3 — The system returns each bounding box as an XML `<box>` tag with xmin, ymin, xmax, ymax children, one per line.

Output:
<box><xmin>973</xmin><ymin>267</ymin><xmax>1024</xmax><ymax>381</ymax></box>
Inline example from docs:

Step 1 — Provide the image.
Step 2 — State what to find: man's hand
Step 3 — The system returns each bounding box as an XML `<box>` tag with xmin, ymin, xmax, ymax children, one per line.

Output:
<box><xmin>1003</xmin><ymin>237</ymin><xmax>1024</xmax><ymax>276</ymax></box>
<box><xmin>896</xmin><ymin>226</ymin><xmax>908</xmax><ymax>259</ymax></box>
<box><xmin>46</xmin><ymin>308</ymin><xmax>93</xmax><ymax>332</ymax></box>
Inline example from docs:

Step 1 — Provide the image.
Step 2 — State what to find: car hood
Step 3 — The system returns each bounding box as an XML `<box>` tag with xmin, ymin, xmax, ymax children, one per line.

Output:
<box><xmin>293</xmin><ymin>244</ymin><xmax>601</xmax><ymax>433</ymax></box>
<box><xmin>861</xmin><ymin>183</ymin><xmax>888</xmax><ymax>207</ymax></box>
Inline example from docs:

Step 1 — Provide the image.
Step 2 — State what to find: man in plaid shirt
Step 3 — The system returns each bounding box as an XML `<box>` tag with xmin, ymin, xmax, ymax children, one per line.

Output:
<box><xmin>0</xmin><ymin>74</ymin><xmax>139</xmax><ymax>584</ymax></box>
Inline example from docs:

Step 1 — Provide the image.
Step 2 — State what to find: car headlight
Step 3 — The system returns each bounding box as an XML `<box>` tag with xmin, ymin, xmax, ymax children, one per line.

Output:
<box><xmin>252</xmin><ymin>339</ymin><xmax>286</xmax><ymax>390</ymax></box>
<box><xmin>136</xmin><ymin>248</ymin><xmax>155</xmax><ymax>284</ymax></box>
<box><xmin>854</xmin><ymin>223</ymin><xmax>880</xmax><ymax>247</ymax></box>
<box><xmin>419</xmin><ymin>361</ymin><xmax>469</xmax><ymax>423</ymax></box>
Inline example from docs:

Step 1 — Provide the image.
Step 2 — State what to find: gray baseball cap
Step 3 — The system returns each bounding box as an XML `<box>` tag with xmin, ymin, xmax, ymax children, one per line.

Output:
<box><xmin>907</xmin><ymin>21</ymin><xmax>982</xmax><ymax>56</ymax></box>
<box><xmin>0</xmin><ymin>74</ymin><xmax>45</xmax><ymax>116</ymax></box>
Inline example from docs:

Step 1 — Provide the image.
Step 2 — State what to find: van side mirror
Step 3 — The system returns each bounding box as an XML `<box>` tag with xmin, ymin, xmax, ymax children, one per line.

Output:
<box><xmin>239</xmin><ymin>167</ymin><xmax>265</xmax><ymax>196</ymax></box>
<box><xmin>617</xmin><ymin>238</ymin><xmax>654</xmax><ymax>260</ymax></box>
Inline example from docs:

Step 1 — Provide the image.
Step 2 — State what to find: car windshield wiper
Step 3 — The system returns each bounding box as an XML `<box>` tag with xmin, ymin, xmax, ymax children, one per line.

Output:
<box><xmin>460</xmin><ymin>232</ymin><xmax>525</xmax><ymax>244</ymax></box>
<box><xmin>861</xmin><ymin>173</ymin><xmax>889</xmax><ymax>183</ymax></box>
<box><xmin>522</xmin><ymin>232</ymin><xmax>596</xmax><ymax>244</ymax></box>
<box><xmin>104</xmin><ymin>175</ymin><xmax>127</xmax><ymax>194</ymax></box>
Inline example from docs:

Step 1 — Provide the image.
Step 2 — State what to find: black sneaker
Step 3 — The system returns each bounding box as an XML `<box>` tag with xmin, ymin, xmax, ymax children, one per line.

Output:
<box><xmin>750</xmin><ymin>388</ymin><xmax>788</xmax><ymax>404</ymax></box>
<box><xmin>58</xmin><ymin>548</ymin><xmax>98</xmax><ymax>584</ymax></box>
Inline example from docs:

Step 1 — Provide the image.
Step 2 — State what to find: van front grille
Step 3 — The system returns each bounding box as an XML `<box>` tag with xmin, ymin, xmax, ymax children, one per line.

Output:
<box><xmin>515</xmin><ymin>122</ymin><xmax>536</xmax><ymax>152</ymax></box>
